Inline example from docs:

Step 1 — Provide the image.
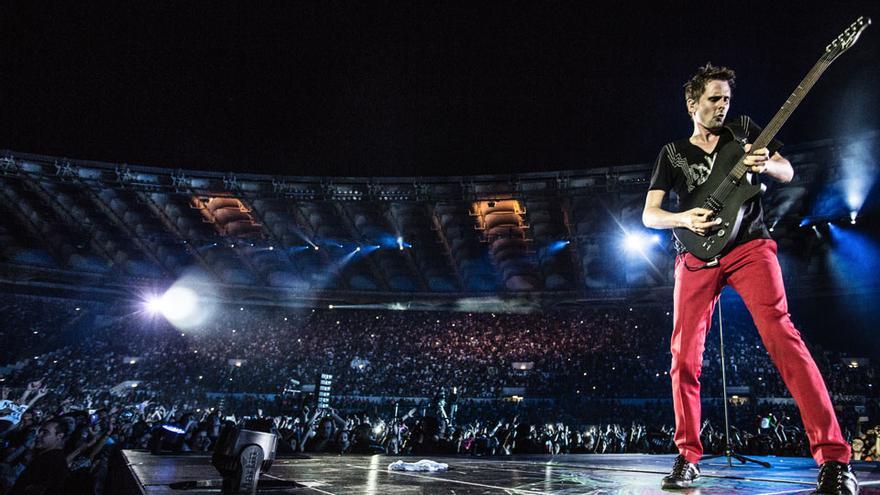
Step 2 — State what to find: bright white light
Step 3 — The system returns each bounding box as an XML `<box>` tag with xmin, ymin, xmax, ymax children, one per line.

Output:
<box><xmin>624</xmin><ymin>232</ymin><xmax>658</xmax><ymax>252</ymax></box>
<box><xmin>158</xmin><ymin>287</ymin><xmax>199</xmax><ymax>324</ymax></box>
<box><xmin>840</xmin><ymin>142</ymin><xmax>877</xmax><ymax>213</ymax></box>
<box><xmin>145</xmin><ymin>296</ymin><xmax>162</xmax><ymax>315</ymax></box>
<box><xmin>850</xmin><ymin>211</ymin><xmax>858</xmax><ymax>224</ymax></box>
<box><xmin>624</xmin><ymin>234</ymin><xmax>642</xmax><ymax>251</ymax></box>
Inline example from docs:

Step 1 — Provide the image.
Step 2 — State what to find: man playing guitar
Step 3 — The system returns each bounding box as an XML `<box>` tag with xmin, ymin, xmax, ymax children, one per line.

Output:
<box><xmin>642</xmin><ymin>63</ymin><xmax>857</xmax><ymax>494</ymax></box>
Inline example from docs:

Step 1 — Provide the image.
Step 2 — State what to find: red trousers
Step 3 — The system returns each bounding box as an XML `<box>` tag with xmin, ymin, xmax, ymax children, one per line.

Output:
<box><xmin>671</xmin><ymin>238</ymin><xmax>850</xmax><ymax>465</ymax></box>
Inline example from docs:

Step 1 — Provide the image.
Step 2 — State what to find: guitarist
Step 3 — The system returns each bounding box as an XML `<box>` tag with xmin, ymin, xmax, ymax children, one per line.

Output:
<box><xmin>642</xmin><ymin>63</ymin><xmax>857</xmax><ymax>494</ymax></box>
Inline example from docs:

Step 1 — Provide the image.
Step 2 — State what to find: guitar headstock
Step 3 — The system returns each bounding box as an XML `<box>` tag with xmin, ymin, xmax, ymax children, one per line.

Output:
<box><xmin>825</xmin><ymin>16</ymin><xmax>871</xmax><ymax>60</ymax></box>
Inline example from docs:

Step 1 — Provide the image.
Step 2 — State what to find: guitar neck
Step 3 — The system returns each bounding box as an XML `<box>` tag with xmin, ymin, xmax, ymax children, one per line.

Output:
<box><xmin>724</xmin><ymin>16</ymin><xmax>870</xmax><ymax>182</ymax></box>
<box><xmin>731</xmin><ymin>55</ymin><xmax>836</xmax><ymax>181</ymax></box>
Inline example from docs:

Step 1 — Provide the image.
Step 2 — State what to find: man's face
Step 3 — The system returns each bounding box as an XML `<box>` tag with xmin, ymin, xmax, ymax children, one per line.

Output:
<box><xmin>35</xmin><ymin>422</ymin><xmax>64</xmax><ymax>451</ymax></box>
<box><xmin>689</xmin><ymin>80</ymin><xmax>731</xmax><ymax>130</ymax></box>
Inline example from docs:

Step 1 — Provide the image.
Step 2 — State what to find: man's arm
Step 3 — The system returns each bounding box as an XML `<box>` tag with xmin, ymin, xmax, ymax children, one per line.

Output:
<box><xmin>642</xmin><ymin>189</ymin><xmax>721</xmax><ymax>236</ymax></box>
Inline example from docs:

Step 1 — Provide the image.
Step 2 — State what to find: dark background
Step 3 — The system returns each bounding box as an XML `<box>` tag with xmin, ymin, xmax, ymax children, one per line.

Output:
<box><xmin>2</xmin><ymin>2</ymin><xmax>878</xmax><ymax>177</ymax></box>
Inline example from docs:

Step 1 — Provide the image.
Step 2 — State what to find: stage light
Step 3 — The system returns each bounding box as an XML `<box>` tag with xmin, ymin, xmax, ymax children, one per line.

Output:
<box><xmin>145</xmin><ymin>296</ymin><xmax>162</xmax><ymax>315</ymax></box>
<box><xmin>355</xmin><ymin>246</ymin><xmax>361</xmax><ymax>252</ymax></box>
<box><xmin>850</xmin><ymin>211</ymin><xmax>858</xmax><ymax>224</ymax></box>
<box><xmin>546</xmin><ymin>240</ymin><xmax>570</xmax><ymax>255</ymax></box>
<box><xmin>161</xmin><ymin>424</ymin><xmax>185</xmax><ymax>435</ymax></box>
<box><xmin>624</xmin><ymin>234</ymin><xmax>641</xmax><ymax>251</ymax></box>
<box><xmin>624</xmin><ymin>232</ymin><xmax>658</xmax><ymax>252</ymax></box>
<box><xmin>157</xmin><ymin>287</ymin><xmax>199</xmax><ymax>325</ymax></box>
<box><xmin>825</xmin><ymin>220</ymin><xmax>879</xmax><ymax>290</ymax></box>
<box><xmin>838</xmin><ymin>141</ymin><xmax>877</xmax><ymax>222</ymax></box>
<box><xmin>269</xmin><ymin>246</ymin><xmax>274</xmax><ymax>251</ymax></box>
<box><xmin>799</xmin><ymin>218</ymin><xmax>810</xmax><ymax>228</ymax></box>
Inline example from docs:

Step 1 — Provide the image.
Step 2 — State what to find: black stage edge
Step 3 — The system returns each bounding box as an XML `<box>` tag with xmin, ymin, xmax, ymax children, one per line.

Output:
<box><xmin>114</xmin><ymin>449</ymin><xmax>880</xmax><ymax>494</ymax></box>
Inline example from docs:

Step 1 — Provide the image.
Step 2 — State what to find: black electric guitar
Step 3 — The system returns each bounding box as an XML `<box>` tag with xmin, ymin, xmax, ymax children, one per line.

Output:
<box><xmin>674</xmin><ymin>16</ymin><xmax>871</xmax><ymax>261</ymax></box>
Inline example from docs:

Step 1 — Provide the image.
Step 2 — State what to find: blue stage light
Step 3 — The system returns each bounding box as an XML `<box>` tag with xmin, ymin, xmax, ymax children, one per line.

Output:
<box><xmin>161</xmin><ymin>425</ymin><xmax>186</xmax><ymax>435</ymax></box>
<box><xmin>826</xmin><ymin>222</ymin><xmax>880</xmax><ymax>289</ymax></box>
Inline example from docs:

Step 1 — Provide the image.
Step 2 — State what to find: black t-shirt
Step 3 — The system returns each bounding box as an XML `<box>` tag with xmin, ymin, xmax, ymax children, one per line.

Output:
<box><xmin>648</xmin><ymin>115</ymin><xmax>783</xmax><ymax>253</ymax></box>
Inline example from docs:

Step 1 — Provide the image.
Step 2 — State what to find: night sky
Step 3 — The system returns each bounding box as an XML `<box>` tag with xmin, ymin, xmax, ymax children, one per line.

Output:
<box><xmin>2</xmin><ymin>2</ymin><xmax>878</xmax><ymax>178</ymax></box>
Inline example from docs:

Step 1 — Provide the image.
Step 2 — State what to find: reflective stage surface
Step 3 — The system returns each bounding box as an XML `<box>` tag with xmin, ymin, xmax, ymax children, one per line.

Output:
<box><xmin>121</xmin><ymin>450</ymin><xmax>880</xmax><ymax>494</ymax></box>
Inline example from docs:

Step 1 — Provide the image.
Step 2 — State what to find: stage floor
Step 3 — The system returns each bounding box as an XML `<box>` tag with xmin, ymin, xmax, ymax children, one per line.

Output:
<box><xmin>121</xmin><ymin>450</ymin><xmax>880</xmax><ymax>494</ymax></box>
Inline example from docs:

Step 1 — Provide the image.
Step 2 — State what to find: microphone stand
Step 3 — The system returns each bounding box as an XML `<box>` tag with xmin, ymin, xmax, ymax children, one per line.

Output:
<box><xmin>701</xmin><ymin>296</ymin><xmax>771</xmax><ymax>468</ymax></box>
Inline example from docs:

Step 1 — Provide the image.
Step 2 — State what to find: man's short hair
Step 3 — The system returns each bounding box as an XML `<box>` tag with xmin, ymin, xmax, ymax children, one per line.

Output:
<box><xmin>684</xmin><ymin>63</ymin><xmax>736</xmax><ymax>103</ymax></box>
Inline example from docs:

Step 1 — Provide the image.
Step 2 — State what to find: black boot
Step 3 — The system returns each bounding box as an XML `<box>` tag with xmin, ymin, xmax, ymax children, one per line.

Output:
<box><xmin>816</xmin><ymin>461</ymin><xmax>858</xmax><ymax>495</ymax></box>
<box><xmin>661</xmin><ymin>454</ymin><xmax>700</xmax><ymax>489</ymax></box>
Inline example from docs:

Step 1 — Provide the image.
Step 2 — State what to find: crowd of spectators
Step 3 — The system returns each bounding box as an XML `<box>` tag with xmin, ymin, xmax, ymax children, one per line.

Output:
<box><xmin>0</xmin><ymin>293</ymin><xmax>877</xmax><ymax>493</ymax></box>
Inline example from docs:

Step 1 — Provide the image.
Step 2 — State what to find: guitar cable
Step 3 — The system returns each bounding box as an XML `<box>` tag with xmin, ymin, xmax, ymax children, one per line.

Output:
<box><xmin>681</xmin><ymin>254</ymin><xmax>720</xmax><ymax>271</ymax></box>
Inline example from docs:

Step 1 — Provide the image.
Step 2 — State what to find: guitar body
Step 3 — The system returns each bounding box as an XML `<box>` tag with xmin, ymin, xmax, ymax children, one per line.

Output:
<box><xmin>673</xmin><ymin>141</ymin><xmax>762</xmax><ymax>261</ymax></box>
